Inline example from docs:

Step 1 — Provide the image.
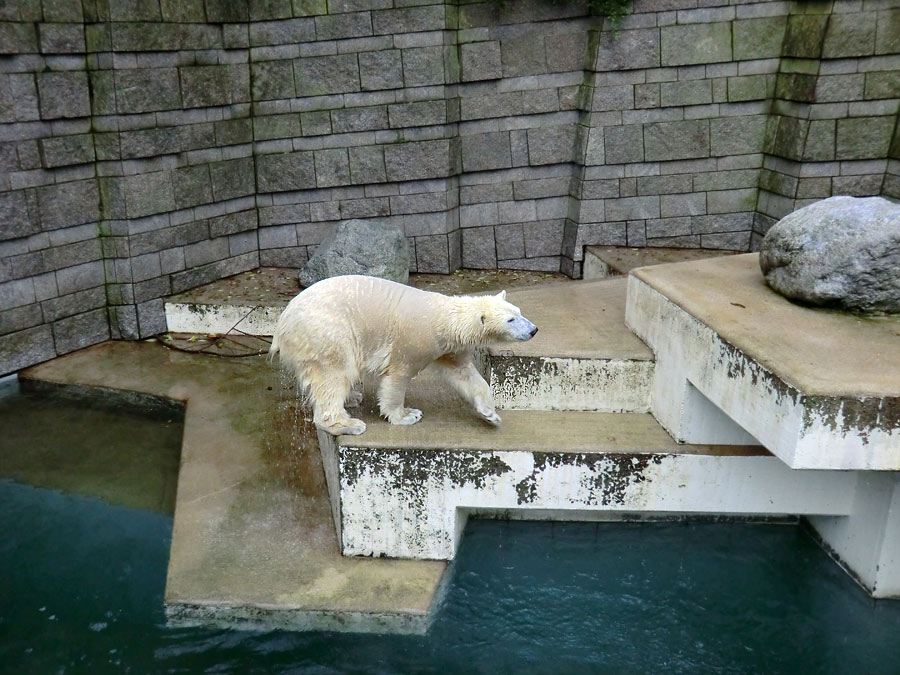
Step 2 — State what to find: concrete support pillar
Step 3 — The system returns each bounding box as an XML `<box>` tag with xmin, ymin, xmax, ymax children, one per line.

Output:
<box><xmin>808</xmin><ymin>473</ymin><xmax>900</xmax><ymax>599</ymax></box>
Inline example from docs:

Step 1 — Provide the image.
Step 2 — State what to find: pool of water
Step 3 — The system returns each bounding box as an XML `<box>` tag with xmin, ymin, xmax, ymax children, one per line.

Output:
<box><xmin>2</xmin><ymin>383</ymin><xmax>899</xmax><ymax>674</ymax></box>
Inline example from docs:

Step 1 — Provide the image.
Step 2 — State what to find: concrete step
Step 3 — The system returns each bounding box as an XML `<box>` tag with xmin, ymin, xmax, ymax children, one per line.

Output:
<box><xmin>165</xmin><ymin>269</ymin><xmax>655</xmax><ymax>413</ymax></box>
<box><xmin>583</xmin><ymin>245</ymin><xmax>740</xmax><ymax>280</ymax></box>
<box><xmin>488</xmin><ymin>277</ymin><xmax>654</xmax><ymax>412</ymax></box>
<box><xmin>322</xmin><ymin>369</ymin><xmax>855</xmax><ymax>560</ymax></box>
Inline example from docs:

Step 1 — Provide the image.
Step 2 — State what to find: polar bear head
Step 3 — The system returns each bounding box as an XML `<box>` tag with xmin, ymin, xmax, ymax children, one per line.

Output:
<box><xmin>475</xmin><ymin>290</ymin><xmax>538</xmax><ymax>343</ymax></box>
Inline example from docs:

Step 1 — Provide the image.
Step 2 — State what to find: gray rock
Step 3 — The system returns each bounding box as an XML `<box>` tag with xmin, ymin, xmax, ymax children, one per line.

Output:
<box><xmin>759</xmin><ymin>196</ymin><xmax>900</xmax><ymax>313</ymax></box>
<box><xmin>299</xmin><ymin>219</ymin><xmax>410</xmax><ymax>288</ymax></box>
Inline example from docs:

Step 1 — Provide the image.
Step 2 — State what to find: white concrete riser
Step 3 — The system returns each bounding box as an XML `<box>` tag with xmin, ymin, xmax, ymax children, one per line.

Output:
<box><xmin>487</xmin><ymin>355</ymin><xmax>653</xmax><ymax>412</ymax></box>
<box><xmin>326</xmin><ymin>440</ymin><xmax>855</xmax><ymax>561</ymax></box>
<box><xmin>165</xmin><ymin>302</ymin><xmax>281</xmax><ymax>336</ymax></box>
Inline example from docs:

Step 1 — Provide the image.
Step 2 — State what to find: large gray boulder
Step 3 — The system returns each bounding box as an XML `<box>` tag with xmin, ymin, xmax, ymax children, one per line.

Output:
<box><xmin>299</xmin><ymin>219</ymin><xmax>410</xmax><ymax>288</ymax></box>
<box><xmin>759</xmin><ymin>196</ymin><xmax>900</xmax><ymax>313</ymax></box>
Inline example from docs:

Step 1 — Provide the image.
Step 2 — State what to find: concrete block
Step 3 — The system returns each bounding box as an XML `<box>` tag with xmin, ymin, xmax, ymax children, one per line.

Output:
<box><xmin>331</xmin><ymin>105</ymin><xmax>387</xmax><ymax>134</ymax></box>
<box><xmin>461</xmin><ymin>41</ymin><xmax>501</xmax><ymax>82</ymax></box>
<box><xmin>594</xmin><ymin>28</ymin><xmax>660</xmax><ymax>71</ymax></box>
<box><xmin>460</xmin><ymin>132</ymin><xmax>510</xmax><ymax>173</ymax></box>
<box><xmin>706</xmin><ymin>189</ymin><xmax>757</xmax><ymax>214</ymax></box>
<box><xmin>37</xmin><ymin>180</ymin><xmax>99</xmax><ymax>231</ymax></box>
<box><xmin>359</xmin><ymin>49</ymin><xmax>403</xmax><ymax>91</ymax></box>
<box><xmin>803</xmin><ymin>119</ymin><xmax>836</xmax><ymax>162</ymax></box>
<box><xmin>644</xmin><ymin>120</ymin><xmax>709</xmax><ymax>161</ymax></box>
<box><xmin>0</xmin><ymin>22</ymin><xmax>38</xmax><ymax>55</ymax></box>
<box><xmin>125</xmin><ymin>171</ymin><xmax>175</xmax><ymax>219</ymax></box>
<box><xmin>733</xmin><ymin>17</ymin><xmax>787</xmax><ymax>61</ymax></box>
<box><xmin>660</xmin><ymin>80</ymin><xmax>712</xmax><ymax>108</ymax></box>
<box><xmin>300</xmin><ymin>110</ymin><xmax>332</xmax><ymax>136</ymax></box>
<box><xmin>115</xmin><ymin>68</ymin><xmax>181</xmax><ymax>114</ymax></box>
<box><xmin>823</xmin><ymin>13</ymin><xmax>876</xmax><ymax>59</ymax></box>
<box><xmin>43</xmin><ymin>0</ymin><xmax>83</xmax><ymax>22</ymax></box>
<box><xmin>660</xmin><ymin>192</ymin><xmax>705</xmax><ymax>217</ymax></box>
<box><xmin>37</xmin><ymin>71</ymin><xmax>89</xmax><ymax>119</ymax></box>
<box><xmin>0</xmin><ymin>191</ymin><xmax>38</xmax><ymax>241</ymax></box>
<box><xmin>0</xmin><ymin>303</ymin><xmax>41</xmax><ymax>335</ymax></box>
<box><xmin>545</xmin><ymin>31</ymin><xmax>587</xmax><ymax>73</ymax></box>
<box><xmin>527</xmin><ymin>126</ymin><xmax>574</xmax><ymax>166</ymax></box>
<box><xmin>0</xmin><ymin>325</ymin><xmax>55</xmax><ymax>375</ymax></box>
<box><xmin>388</xmin><ymin>100</ymin><xmax>446</xmax><ymax>128</ymax></box>
<box><xmin>593</xmin><ymin>85</ymin><xmax>634</xmax><ymax>112</ymax></box>
<box><xmin>181</xmin><ymin>64</ymin><xmax>250</xmax><ymax>108</ymax></box>
<box><xmin>41</xmin><ymin>285</ymin><xmax>105</xmax><ymax>323</ymax></box>
<box><xmin>372</xmin><ymin>5</ymin><xmax>443</xmax><ymax>35</ymax></box>
<box><xmin>210</xmin><ymin>157</ymin><xmax>255</xmax><ymax>200</ymax></box>
<box><xmin>295</xmin><ymin>54</ymin><xmax>360</xmax><ymax>96</ymax></box>
<box><xmin>501</xmin><ymin>35</ymin><xmax>547</xmax><ymax>78</ymax></box>
<box><xmin>606</xmin><ymin>196</ymin><xmax>660</xmax><ymax>221</ymax></box>
<box><xmin>54</xmin><ymin>260</ymin><xmax>103</xmax><ymax>296</ymax></box>
<box><xmin>209</xmin><ymin>210</ymin><xmax>256</xmax><ymax>238</ymax></box>
<box><xmin>661</xmin><ymin>23</ymin><xmax>731</xmax><ymax>67</ymax></box>
<box><xmin>637</xmin><ymin>174</ymin><xmax>692</xmax><ymax>196</ymax></box>
<box><xmin>461</xmin><ymin>226</ymin><xmax>496</xmax><ymax>269</ymax></box>
<box><xmin>38</xmin><ymin>22</ymin><xmax>85</xmax><ymax>54</ymax></box>
<box><xmin>415</xmin><ymin>234</ymin><xmax>449</xmax><ymax>274</ymax></box>
<box><xmin>494</xmin><ymin>223</ymin><xmax>524</xmax><ymax>260</ymax></box>
<box><xmin>604</xmin><ymin>124</ymin><xmax>643</xmax><ymax>164</ymax></box>
<box><xmin>42</xmin><ymin>238</ymin><xmax>101</xmax><ymax>271</ymax></box>
<box><xmin>173</xmin><ymin>165</ymin><xmax>213</xmax><ymax>210</ymax></box>
<box><xmin>876</xmin><ymin>9</ymin><xmax>900</xmax><ymax>55</ymax></box>
<box><xmin>252</xmin><ymin>60</ymin><xmax>296</xmax><ymax>101</ymax></box>
<box><xmin>184</xmin><ymin>237</ymin><xmax>230</xmax><ymax>268</ymax></box>
<box><xmin>401</xmin><ymin>47</ymin><xmax>445</xmax><ymax>87</ymax></box>
<box><xmin>250</xmin><ymin>17</ymin><xmax>314</xmax><ymax>46</ymax></box>
<box><xmin>38</xmin><ymin>133</ymin><xmax>94</xmax><ymax>168</ymax></box>
<box><xmin>314</xmin><ymin>148</ymin><xmax>350</xmax><ymax>187</ymax></box>
<box><xmin>700</xmin><ymin>231</ymin><xmax>751</xmax><ymax>250</ymax></box>
<box><xmin>646</xmin><ymin>216</ymin><xmax>691</xmax><ymax>238</ymax></box>
<box><xmin>523</xmin><ymin>220</ymin><xmax>563</xmax><ymax>257</ymax></box>
<box><xmin>709</xmin><ymin>116</ymin><xmax>767</xmax><ymax>157</ymax></box>
<box><xmin>348</xmin><ymin>145</ymin><xmax>386</xmax><ymax>184</ymax></box>
<box><xmin>257</xmin><ymin>151</ymin><xmax>316</xmax><ymax>192</ymax></box>
<box><xmin>0</xmin><ymin>278</ymin><xmax>36</xmax><ymax>311</ymax></box>
<box><xmin>836</xmin><ymin>116</ymin><xmax>894</xmax><ymax>160</ymax></box>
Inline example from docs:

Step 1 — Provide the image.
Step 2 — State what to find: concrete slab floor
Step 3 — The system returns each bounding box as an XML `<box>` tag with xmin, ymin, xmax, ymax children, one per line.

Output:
<box><xmin>633</xmin><ymin>254</ymin><xmax>900</xmax><ymax>397</ymax></box>
<box><xmin>497</xmin><ymin>278</ymin><xmax>654</xmax><ymax>360</ymax></box>
<box><xmin>19</xmin><ymin>341</ymin><xmax>447</xmax><ymax>634</ymax></box>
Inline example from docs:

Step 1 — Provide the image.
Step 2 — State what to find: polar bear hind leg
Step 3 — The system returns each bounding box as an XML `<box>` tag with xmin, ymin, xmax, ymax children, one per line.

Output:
<box><xmin>305</xmin><ymin>362</ymin><xmax>366</xmax><ymax>436</ymax></box>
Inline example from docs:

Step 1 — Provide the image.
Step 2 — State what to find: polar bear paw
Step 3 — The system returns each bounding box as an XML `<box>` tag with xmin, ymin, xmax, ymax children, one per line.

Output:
<box><xmin>477</xmin><ymin>403</ymin><xmax>502</xmax><ymax>426</ymax></box>
<box><xmin>345</xmin><ymin>390</ymin><xmax>363</xmax><ymax>408</ymax></box>
<box><xmin>321</xmin><ymin>417</ymin><xmax>367</xmax><ymax>436</ymax></box>
<box><xmin>388</xmin><ymin>408</ymin><xmax>423</xmax><ymax>425</ymax></box>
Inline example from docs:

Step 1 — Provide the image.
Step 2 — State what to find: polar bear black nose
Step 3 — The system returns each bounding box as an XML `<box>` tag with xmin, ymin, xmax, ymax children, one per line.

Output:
<box><xmin>530</xmin><ymin>326</ymin><xmax>538</xmax><ymax>337</ymax></box>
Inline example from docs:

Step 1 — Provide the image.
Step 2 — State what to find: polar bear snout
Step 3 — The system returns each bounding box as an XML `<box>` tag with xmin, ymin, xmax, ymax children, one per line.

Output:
<box><xmin>510</xmin><ymin>316</ymin><xmax>538</xmax><ymax>341</ymax></box>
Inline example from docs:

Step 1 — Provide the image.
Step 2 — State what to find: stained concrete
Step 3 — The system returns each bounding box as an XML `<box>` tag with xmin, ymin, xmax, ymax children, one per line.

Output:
<box><xmin>19</xmin><ymin>341</ymin><xmax>447</xmax><ymax>633</ymax></box>
<box><xmin>498</xmin><ymin>278</ymin><xmax>654</xmax><ymax>360</ymax></box>
<box><xmin>632</xmin><ymin>254</ymin><xmax>900</xmax><ymax>396</ymax></box>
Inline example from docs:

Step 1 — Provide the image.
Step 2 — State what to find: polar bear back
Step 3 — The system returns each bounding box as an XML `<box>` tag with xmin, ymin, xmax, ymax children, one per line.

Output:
<box><xmin>274</xmin><ymin>274</ymin><xmax>452</xmax><ymax>376</ymax></box>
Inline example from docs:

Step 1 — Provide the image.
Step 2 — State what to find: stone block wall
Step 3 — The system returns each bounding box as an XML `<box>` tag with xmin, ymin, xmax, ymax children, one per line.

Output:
<box><xmin>0</xmin><ymin>0</ymin><xmax>898</xmax><ymax>375</ymax></box>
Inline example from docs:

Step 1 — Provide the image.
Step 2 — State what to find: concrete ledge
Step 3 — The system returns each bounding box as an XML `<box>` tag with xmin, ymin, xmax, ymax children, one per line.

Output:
<box><xmin>626</xmin><ymin>254</ymin><xmax>900</xmax><ymax>470</ymax></box>
<box><xmin>19</xmin><ymin>342</ymin><xmax>446</xmax><ymax>634</ymax></box>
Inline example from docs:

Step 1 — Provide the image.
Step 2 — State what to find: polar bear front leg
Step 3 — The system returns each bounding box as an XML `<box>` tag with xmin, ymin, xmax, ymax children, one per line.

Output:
<box><xmin>433</xmin><ymin>354</ymin><xmax>501</xmax><ymax>426</ymax></box>
<box><xmin>377</xmin><ymin>374</ymin><xmax>423</xmax><ymax>425</ymax></box>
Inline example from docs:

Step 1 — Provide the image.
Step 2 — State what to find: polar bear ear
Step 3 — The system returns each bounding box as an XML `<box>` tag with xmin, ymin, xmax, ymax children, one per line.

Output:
<box><xmin>496</xmin><ymin>290</ymin><xmax>507</xmax><ymax>300</ymax></box>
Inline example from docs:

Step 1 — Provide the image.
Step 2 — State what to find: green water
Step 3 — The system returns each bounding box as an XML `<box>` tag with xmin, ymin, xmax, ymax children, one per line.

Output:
<box><xmin>2</xmin><ymin>384</ymin><xmax>899</xmax><ymax>674</ymax></box>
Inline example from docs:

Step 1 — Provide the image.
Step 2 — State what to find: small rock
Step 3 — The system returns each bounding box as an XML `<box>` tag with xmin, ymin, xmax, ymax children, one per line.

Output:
<box><xmin>299</xmin><ymin>219</ymin><xmax>411</xmax><ymax>288</ymax></box>
<box><xmin>759</xmin><ymin>196</ymin><xmax>900</xmax><ymax>313</ymax></box>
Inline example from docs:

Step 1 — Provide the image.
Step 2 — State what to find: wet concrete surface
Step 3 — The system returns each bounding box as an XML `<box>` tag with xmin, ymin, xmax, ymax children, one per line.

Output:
<box><xmin>19</xmin><ymin>341</ymin><xmax>446</xmax><ymax>633</ymax></box>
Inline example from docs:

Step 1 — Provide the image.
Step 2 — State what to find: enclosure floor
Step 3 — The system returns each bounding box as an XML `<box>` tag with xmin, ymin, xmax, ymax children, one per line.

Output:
<box><xmin>19</xmin><ymin>341</ymin><xmax>447</xmax><ymax>633</ymax></box>
<box><xmin>585</xmin><ymin>245</ymin><xmax>740</xmax><ymax>277</ymax></box>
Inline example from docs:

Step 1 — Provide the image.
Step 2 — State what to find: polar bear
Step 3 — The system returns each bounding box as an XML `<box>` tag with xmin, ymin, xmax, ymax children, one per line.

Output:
<box><xmin>269</xmin><ymin>274</ymin><xmax>538</xmax><ymax>436</ymax></box>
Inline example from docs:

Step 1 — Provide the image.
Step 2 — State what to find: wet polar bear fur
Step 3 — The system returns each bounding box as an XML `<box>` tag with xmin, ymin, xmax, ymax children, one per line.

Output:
<box><xmin>270</xmin><ymin>274</ymin><xmax>538</xmax><ymax>436</ymax></box>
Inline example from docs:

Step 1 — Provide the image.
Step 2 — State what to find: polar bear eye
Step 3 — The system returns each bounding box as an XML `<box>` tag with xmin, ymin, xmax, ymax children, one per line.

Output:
<box><xmin>506</xmin><ymin>317</ymin><xmax>515</xmax><ymax>323</ymax></box>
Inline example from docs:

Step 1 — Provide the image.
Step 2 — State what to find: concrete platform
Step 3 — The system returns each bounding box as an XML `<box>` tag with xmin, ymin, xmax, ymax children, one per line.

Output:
<box><xmin>323</xmin><ymin>369</ymin><xmax>855</xmax><ymax>560</ymax></box>
<box><xmin>626</xmin><ymin>254</ymin><xmax>900</xmax><ymax>470</ymax></box>
<box><xmin>583</xmin><ymin>246</ymin><xmax>740</xmax><ymax>280</ymax></box>
<box><xmin>488</xmin><ymin>278</ymin><xmax>655</xmax><ymax>412</ymax></box>
<box><xmin>19</xmin><ymin>342</ymin><xmax>446</xmax><ymax>634</ymax></box>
